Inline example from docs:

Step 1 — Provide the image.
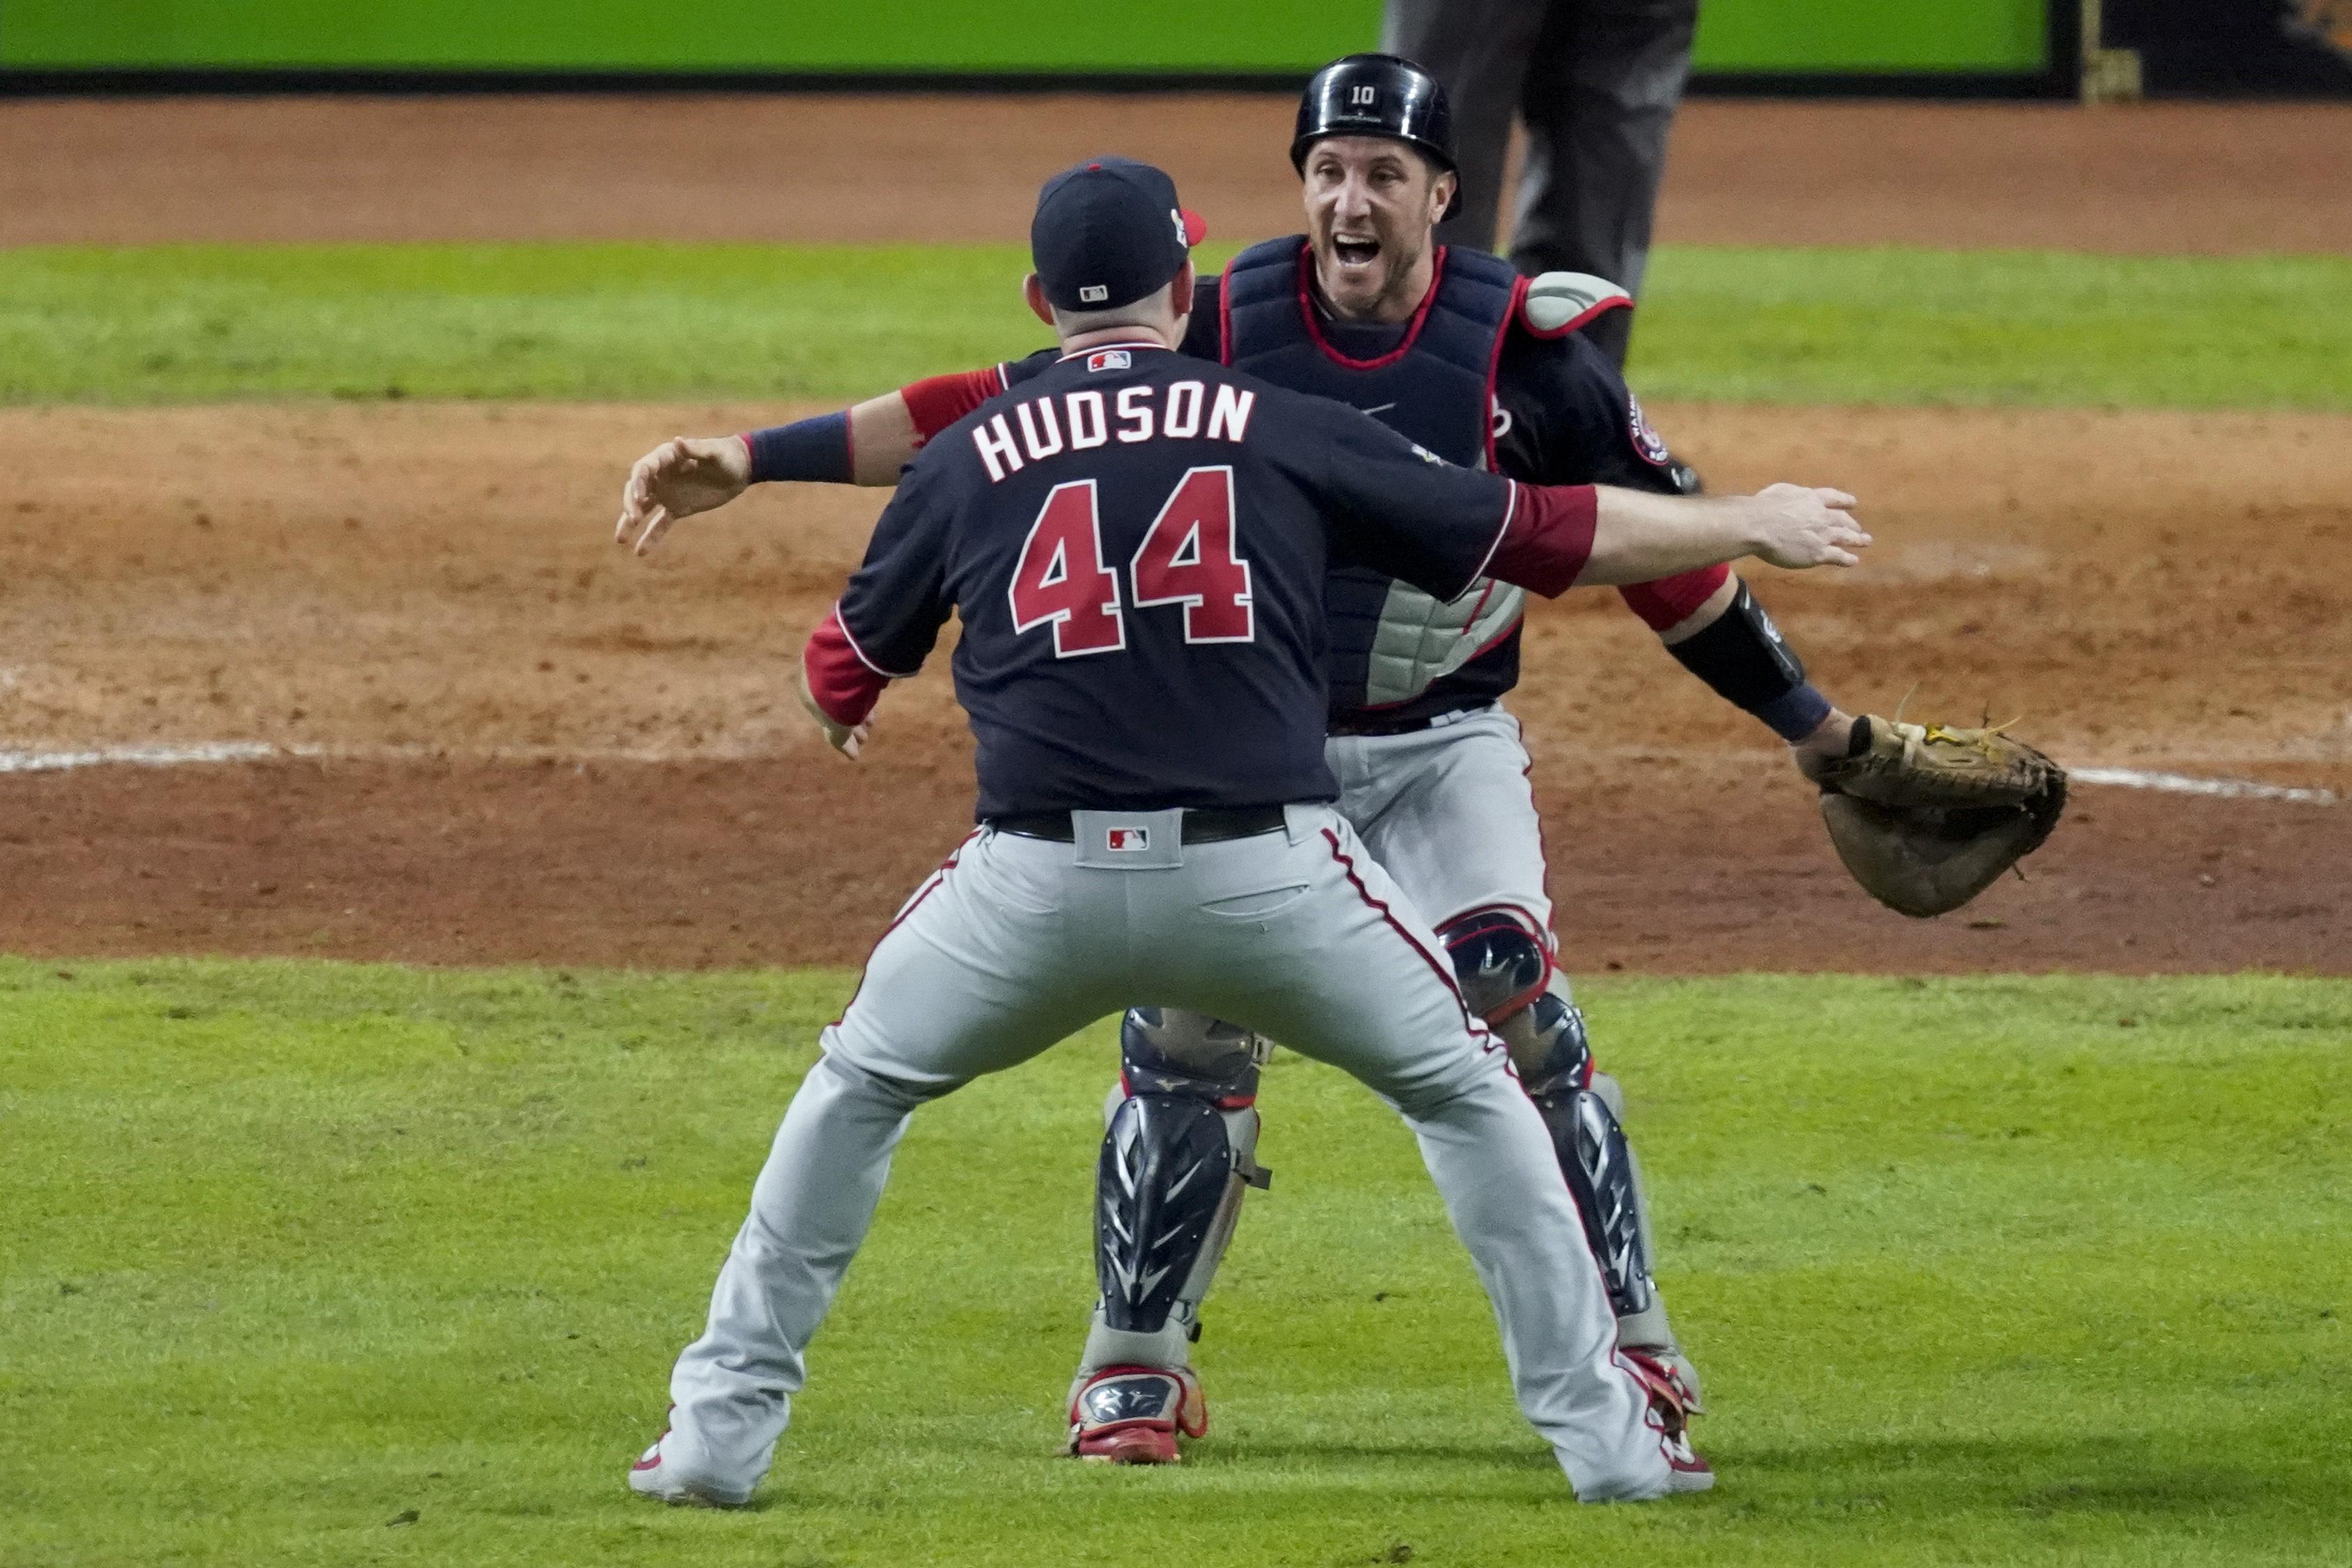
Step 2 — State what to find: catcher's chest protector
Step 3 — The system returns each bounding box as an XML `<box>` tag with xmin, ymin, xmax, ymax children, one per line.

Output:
<box><xmin>1221</xmin><ymin>239</ymin><xmax>1525</xmax><ymax>713</ymax></box>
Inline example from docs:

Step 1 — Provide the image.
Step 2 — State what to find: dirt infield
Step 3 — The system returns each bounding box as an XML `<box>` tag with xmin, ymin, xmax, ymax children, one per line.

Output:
<box><xmin>3</xmin><ymin>93</ymin><xmax>2348</xmax><ymax>973</ymax></box>
<box><xmin>5</xmin><ymin>399</ymin><xmax>2346</xmax><ymax>973</ymax></box>
<box><xmin>5</xmin><ymin>94</ymin><xmax>2351</xmax><ymax>252</ymax></box>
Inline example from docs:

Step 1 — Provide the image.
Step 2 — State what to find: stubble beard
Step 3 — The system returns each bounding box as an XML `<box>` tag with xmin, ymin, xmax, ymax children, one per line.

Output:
<box><xmin>1314</xmin><ymin>229</ymin><xmax>1433</xmax><ymax>324</ymax></box>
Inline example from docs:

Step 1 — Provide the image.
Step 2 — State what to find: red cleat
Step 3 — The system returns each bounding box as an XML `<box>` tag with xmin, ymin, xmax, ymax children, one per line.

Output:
<box><xmin>1067</xmin><ymin>1364</ymin><xmax>1208</xmax><ymax>1464</ymax></box>
<box><xmin>1620</xmin><ymin>1348</ymin><xmax>1715</xmax><ymax>1493</ymax></box>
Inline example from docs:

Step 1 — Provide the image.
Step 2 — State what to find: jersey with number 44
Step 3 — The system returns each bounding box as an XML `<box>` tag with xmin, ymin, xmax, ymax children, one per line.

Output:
<box><xmin>835</xmin><ymin>343</ymin><xmax>1529</xmax><ymax>819</ymax></box>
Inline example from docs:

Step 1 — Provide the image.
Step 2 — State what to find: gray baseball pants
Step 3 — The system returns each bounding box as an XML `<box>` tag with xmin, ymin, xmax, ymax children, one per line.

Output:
<box><xmin>656</xmin><ymin>803</ymin><xmax>1674</xmax><ymax>1502</ymax></box>
<box><xmin>1383</xmin><ymin>0</ymin><xmax>1699</xmax><ymax>365</ymax></box>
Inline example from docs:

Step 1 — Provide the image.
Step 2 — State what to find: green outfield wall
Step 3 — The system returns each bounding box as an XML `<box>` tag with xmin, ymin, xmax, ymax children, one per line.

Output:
<box><xmin>0</xmin><ymin>1</ymin><xmax>2049</xmax><ymax>75</ymax></box>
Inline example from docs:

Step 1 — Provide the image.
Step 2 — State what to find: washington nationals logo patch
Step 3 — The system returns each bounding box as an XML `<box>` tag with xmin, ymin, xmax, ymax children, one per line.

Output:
<box><xmin>1627</xmin><ymin>393</ymin><xmax>1672</xmax><ymax>468</ymax></box>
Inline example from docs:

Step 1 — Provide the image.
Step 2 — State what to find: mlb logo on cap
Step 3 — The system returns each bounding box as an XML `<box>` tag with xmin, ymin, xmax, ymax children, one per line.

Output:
<box><xmin>1079</xmin><ymin>285</ymin><xmax>1109</xmax><ymax>303</ymax></box>
<box><xmin>1106</xmin><ymin>827</ymin><xmax>1151</xmax><ymax>852</ymax></box>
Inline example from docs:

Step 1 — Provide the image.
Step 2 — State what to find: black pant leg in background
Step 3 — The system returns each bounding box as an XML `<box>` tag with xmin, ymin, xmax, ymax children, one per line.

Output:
<box><xmin>1510</xmin><ymin>0</ymin><xmax>1699</xmax><ymax>367</ymax></box>
<box><xmin>1381</xmin><ymin>0</ymin><xmax>1551</xmax><ymax>256</ymax></box>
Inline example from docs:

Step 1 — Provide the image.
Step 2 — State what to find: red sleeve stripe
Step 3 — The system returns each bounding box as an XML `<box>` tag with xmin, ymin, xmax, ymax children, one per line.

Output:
<box><xmin>802</xmin><ymin>607</ymin><xmax>895</xmax><ymax>727</ymax></box>
<box><xmin>1618</xmin><ymin>564</ymin><xmax>1730</xmax><ymax>632</ymax></box>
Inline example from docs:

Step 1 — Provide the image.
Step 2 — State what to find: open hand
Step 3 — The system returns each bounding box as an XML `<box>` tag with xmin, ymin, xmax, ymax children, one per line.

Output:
<box><xmin>797</xmin><ymin>665</ymin><xmax>874</xmax><ymax>760</ymax></box>
<box><xmin>615</xmin><ymin>436</ymin><xmax>753</xmax><ymax>556</ymax></box>
<box><xmin>1747</xmin><ymin>485</ymin><xmax>1870</xmax><ymax>570</ymax></box>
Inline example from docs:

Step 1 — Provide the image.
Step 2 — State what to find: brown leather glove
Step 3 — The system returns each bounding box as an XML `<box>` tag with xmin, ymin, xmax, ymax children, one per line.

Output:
<box><xmin>1806</xmin><ymin>717</ymin><xmax>2068</xmax><ymax>918</ymax></box>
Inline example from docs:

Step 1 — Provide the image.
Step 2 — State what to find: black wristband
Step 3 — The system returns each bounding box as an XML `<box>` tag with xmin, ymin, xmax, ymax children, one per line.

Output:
<box><xmin>745</xmin><ymin>411</ymin><xmax>853</xmax><ymax>486</ymax></box>
<box><xmin>1667</xmin><ymin>581</ymin><xmax>1828</xmax><ymax>741</ymax></box>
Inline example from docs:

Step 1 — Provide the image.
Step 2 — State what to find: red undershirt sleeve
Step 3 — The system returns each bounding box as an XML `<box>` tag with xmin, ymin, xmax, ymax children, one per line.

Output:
<box><xmin>1618</xmin><ymin>564</ymin><xmax>1731</xmax><ymax>631</ymax></box>
<box><xmin>1485</xmin><ymin>482</ymin><xmax>1599</xmax><ymax>598</ymax></box>
<box><xmin>801</xmin><ymin>606</ymin><xmax>893</xmax><ymax>728</ymax></box>
<box><xmin>900</xmin><ymin>367</ymin><xmax>1008</xmax><ymax>444</ymax></box>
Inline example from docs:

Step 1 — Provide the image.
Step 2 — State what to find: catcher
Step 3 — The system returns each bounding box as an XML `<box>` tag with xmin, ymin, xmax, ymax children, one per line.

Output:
<box><xmin>614</xmin><ymin>56</ymin><xmax>2064</xmax><ymax>1464</ymax></box>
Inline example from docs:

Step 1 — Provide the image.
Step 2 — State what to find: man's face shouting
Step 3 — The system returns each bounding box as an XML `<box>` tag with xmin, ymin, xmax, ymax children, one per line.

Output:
<box><xmin>1300</xmin><ymin>135</ymin><xmax>1457</xmax><ymax>324</ymax></box>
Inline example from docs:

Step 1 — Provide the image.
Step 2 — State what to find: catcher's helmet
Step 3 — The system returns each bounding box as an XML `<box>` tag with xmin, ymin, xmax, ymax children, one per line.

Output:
<box><xmin>1290</xmin><ymin>53</ymin><xmax>1461</xmax><ymax>218</ymax></box>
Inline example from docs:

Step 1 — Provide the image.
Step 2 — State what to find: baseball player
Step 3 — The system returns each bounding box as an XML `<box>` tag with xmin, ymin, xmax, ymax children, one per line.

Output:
<box><xmin>617</xmin><ymin>55</ymin><xmax>1858</xmax><ymax>1463</ymax></box>
<box><xmin>1380</xmin><ymin>0</ymin><xmax>1697</xmax><ymax>368</ymax></box>
<box><xmin>619</xmin><ymin>155</ymin><xmax>1870</xmax><ymax>1509</ymax></box>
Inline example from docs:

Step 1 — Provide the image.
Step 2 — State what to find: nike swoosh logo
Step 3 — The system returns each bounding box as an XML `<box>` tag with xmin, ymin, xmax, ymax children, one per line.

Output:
<box><xmin>1360</xmin><ymin>402</ymin><xmax>1397</xmax><ymax>416</ymax></box>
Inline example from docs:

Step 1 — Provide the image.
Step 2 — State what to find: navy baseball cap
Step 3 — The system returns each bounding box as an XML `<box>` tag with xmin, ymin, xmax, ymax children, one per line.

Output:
<box><xmin>1031</xmin><ymin>157</ymin><xmax>1208</xmax><ymax>313</ymax></box>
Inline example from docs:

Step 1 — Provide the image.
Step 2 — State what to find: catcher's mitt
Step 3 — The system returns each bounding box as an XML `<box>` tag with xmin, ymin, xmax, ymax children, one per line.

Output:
<box><xmin>1808</xmin><ymin>717</ymin><xmax>2067</xmax><ymax>919</ymax></box>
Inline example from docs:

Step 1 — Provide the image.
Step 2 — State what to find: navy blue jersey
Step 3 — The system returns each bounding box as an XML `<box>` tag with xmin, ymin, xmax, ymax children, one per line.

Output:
<box><xmin>1492</xmin><ymin>325</ymin><xmax>1686</xmax><ymax>496</ymax></box>
<box><xmin>839</xmin><ymin>345</ymin><xmax>1520</xmax><ymax>819</ymax></box>
<box><xmin>983</xmin><ymin>257</ymin><xmax>1690</xmax><ymax>724</ymax></box>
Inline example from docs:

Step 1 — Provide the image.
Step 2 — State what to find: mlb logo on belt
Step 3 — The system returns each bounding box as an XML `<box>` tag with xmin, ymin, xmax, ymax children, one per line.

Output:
<box><xmin>1087</xmin><ymin>349</ymin><xmax>1132</xmax><ymax>373</ymax></box>
<box><xmin>1105</xmin><ymin>826</ymin><xmax>1150</xmax><ymax>851</ymax></box>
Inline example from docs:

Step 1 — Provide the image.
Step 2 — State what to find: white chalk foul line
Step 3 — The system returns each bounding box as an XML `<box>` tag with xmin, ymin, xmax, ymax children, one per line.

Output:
<box><xmin>0</xmin><ymin>740</ymin><xmax>764</xmax><ymax>775</ymax></box>
<box><xmin>2070</xmin><ymin>767</ymin><xmax>2338</xmax><ymax>805</ymax></box>
<box><xmin>0</xmin><ymin>744</ymin><xmax>2339</xmax><ymax>806</ymax></box>
<box><xmin>0</xmin><ymin>741</ymin><xmax>301</xmax><ymax>775</ymax></box>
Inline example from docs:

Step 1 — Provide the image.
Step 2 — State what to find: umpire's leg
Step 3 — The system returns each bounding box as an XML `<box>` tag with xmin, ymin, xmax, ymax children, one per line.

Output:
<box><xmin>1511</xmin><ymin>0</ymin><xmax>1699</xmax><ymax>366</ymax></box>
<box><xmin>1382</xmin><ymin>0</ymin><xmax>1551</xmax><ymax>255</ymax></box>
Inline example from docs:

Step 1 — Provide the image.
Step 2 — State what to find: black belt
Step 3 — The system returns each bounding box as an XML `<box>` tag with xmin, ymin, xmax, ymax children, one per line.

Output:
<box><xmin>988</xmin><ymin>805</ymin><xmax>1290</xmax><ymax>844</ymax></box>
<box><xmin>1326</xmin><ymin>700</ymin><xmax>1493</xmax><ymax>738</ymax></box>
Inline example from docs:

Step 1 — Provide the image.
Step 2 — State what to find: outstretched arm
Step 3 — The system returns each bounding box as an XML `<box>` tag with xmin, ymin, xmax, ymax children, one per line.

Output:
<box><xmin>614</xmin><ymin>367</ymin><xmax>1013</xmax><ymax>555</ymax></box>
<box><xmin>1307</xmin><ymin>401</ymin><xmax>1869</xmax><ymax>619</ymax></box>
<box><xmin>1484</xmin><ymin>482</ymin><xmax>1869</xmax><ymax>593</ymax></box>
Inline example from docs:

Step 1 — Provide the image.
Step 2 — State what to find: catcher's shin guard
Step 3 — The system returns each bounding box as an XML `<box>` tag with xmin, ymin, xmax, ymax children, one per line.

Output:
<box><xmin>1439</xmin><ymin>911</ymin><xmax>1657</xmax><ymax>1320</ymax></box>
<box><xmin>1097</xmin><ymin>1095</ymin><xmax>1235</xmax><ymax>1332</ymax></box>
<box><xmin>1094</xmin><ymin>1010</ymin><xmax>1271</xmax><ymax>1337</ymax></box>
<box><xmin>1544</xmin><ymin>1061</ymin><xmax>1655</xmax><ymax>1320</ymax></box>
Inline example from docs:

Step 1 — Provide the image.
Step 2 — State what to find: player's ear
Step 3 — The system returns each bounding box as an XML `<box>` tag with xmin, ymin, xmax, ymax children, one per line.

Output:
<box><xmin>1022</xmin><ymin>273</ymin><xmax>1056</xmax><ymax>328</ymax></box>
<box><xmin>1162</xmin><ymin>259</ymin><xmax>1197</xmax><ymax>342</ymax></box>
<box><xmin>1429</xmin><ymin>169</ymin><xmax>1457</xmax><ymax>226</ymax></box>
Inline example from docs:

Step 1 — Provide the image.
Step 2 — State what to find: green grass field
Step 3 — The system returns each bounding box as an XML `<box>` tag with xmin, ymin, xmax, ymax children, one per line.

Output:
<box><xmin>4</xmin><ymin>959</ymin><xmax>2346</xmax><ymax>1567</ymax></box>
<box><xmin>10</xmin><ymin>225</ymin><xmax>2349</xmax><ymax>1565</ymax></box>
<box><xmin>6</xmin><ymin>242</ymin><xmax>2351</xmax><ymax>409</ymax></box>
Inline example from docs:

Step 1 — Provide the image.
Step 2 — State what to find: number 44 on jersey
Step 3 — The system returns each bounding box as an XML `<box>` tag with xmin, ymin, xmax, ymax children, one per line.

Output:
<box><xmin>1008</xmin><ymin>466</ymin><xmax>1254</xmax><ymax>657</ymax></box>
